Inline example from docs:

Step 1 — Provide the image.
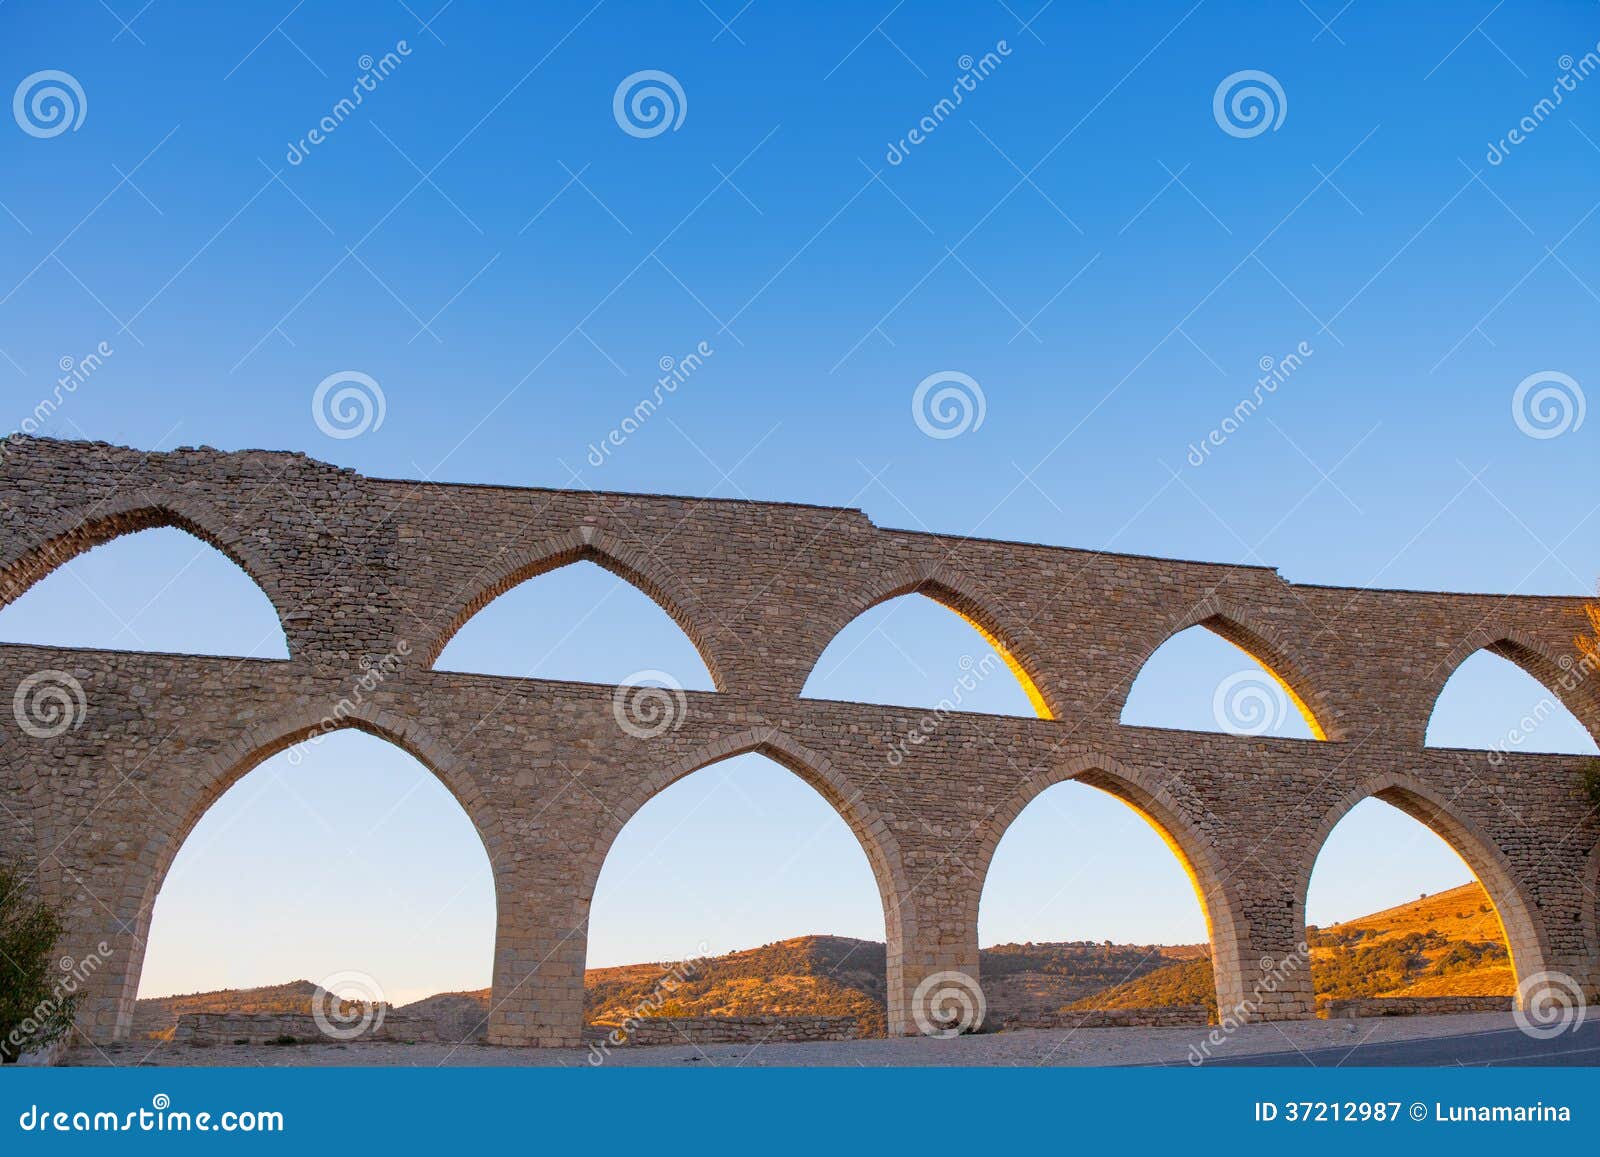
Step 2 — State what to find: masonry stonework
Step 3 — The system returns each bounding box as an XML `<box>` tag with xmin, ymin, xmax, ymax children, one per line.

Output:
<box><xmin>0</xmin><ymin>437</ymin><xmax>1596</xmax><ymax>1047</ymax></box>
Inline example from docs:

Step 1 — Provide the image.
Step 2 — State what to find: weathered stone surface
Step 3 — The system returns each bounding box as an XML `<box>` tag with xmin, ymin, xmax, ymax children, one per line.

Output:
<box><xmin>0</xmin><ymin>437</ymin><xmax>1596</xmax><ymax>1048</ymax></box>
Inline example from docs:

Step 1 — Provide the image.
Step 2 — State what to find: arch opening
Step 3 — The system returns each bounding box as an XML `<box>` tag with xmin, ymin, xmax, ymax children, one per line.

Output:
<box><xmin>1122</xmin><ymin>622</ymin><xmax>1324</xmax><ymax>739</ymax></box>
<box><xmin>433</xmin><ymin>557</ymin><xmax>716</xmax><ymax>689</ymax></box>
<box><xmin>800</xmin><ymin>591</ymin><xmax>1050</xmax><ymax>718</ymax></box>
<box><xmin>124</xmin><ymin>723</ymin><xmax>498</xmax><ymax>1044</ymax></box>
<box><xmin>0</xmin><ymin>525</ymin><xmax>289</xmax><ymax>658</ymax></box>
<box><xmin>977</xmin><ymin>774</ymin><xmax>1226</xmax><ymax>1023</ymax></box>
<box><xmin>584</xmin><ymin>745</ymin><xmax>902</xmax><ymax>1038</ymax></box>
<box><xmin>1425</xmin><ymin>648</ymin><xmax>1598</xmax><ymax>755</ymax></box>
<box><xmin>1303</xmin><ymin>786</ymin><xmax>1544</xmax><ymax>1008</ymax></box>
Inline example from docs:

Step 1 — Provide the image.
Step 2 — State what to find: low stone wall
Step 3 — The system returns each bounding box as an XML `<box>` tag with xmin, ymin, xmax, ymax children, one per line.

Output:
<box><xmin>999</xmin><ymin>1006</ymin><xmax>1211</xmax><ymax>1030</ymax></box>
<box><xmin>1319</xmin><ymin>997</ymin><xmax>1514</xmax><ymax>1019</ymax></box>
<box><xmin>592</xmin><ymin>1015</ymin><xmax>860</xmax><ymax>1046</ymax></box>
<box><xmin>174</xmin><ymin>1011</ymin><xmax>438</xmax><ymax>1046</ymax></box>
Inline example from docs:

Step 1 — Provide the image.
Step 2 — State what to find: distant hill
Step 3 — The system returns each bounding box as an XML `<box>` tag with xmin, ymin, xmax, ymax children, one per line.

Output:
<box><xmin>132</xmin><ymin>882</ymin><xmax>1513</xmax><ymax>1039</ymax></box>
<box><xmin>1076</xmin><ymin>881</ymin><xmax>1512</xmax><ymax>1014</ymax></box>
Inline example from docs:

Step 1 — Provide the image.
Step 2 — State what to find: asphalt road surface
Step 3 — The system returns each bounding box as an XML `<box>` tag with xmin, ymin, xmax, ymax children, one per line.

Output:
<box><xmin>1193</xmin><ymin>1019</ymin><xmax>1600</xmax><ymax>1067</ymax></box>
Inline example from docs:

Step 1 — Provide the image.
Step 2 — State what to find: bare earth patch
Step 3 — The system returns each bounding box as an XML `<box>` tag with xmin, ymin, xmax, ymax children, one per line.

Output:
<box><xmin>68</xmin><ymin>1011</ymin><xmax>1528</xmax><ymax>1068</ymax></box>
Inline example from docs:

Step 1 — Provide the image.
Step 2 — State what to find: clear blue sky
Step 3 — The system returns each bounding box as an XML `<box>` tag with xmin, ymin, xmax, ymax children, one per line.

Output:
<box><xmin>3</xmin><ymin>1</ymin><xmax>1597</xmax><ymax>1002</ymax></box>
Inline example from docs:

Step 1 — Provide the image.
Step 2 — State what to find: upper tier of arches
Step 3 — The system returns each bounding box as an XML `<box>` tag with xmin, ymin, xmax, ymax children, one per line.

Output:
<box><xmin>0</xmin><ymin>477</ymin><xmax>1593</xmax><ymax>751</ymax></box>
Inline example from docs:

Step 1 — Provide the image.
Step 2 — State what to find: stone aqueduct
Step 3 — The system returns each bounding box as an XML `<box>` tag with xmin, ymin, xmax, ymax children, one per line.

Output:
<box><xmin>1</xmin><ymin>437</ymin><xmax>1597</xmax><ymax>1047</ymax></box>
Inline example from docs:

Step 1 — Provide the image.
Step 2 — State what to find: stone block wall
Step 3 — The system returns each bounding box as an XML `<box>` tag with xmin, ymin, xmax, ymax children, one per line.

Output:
<box><xmin>1320</xmin><ymin>997</ymin><xmax>1515</xmax><ymax>1018</ymax></box>
<box><xmin>173</xmin><ymin>1011</ymin><xmax>437</xmax><ymax>1046</ymax></box>
<box><xmin>594</xmin><ymin>1016</ymin><xmax>860</xmax><ymax>1046</ymax></box>
<box><xmin>1000</xmin><ymin>1006</ymin><xmax>1211</xmax><ymax>1030</ymax></box>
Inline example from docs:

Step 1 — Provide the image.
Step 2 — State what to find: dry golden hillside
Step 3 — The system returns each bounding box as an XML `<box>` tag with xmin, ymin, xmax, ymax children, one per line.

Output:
<box><xmin>1310</xmin><ymin>881</ymin><xmax>1512</xmax><ymax>999</ymax></box>
<box><xmin>1080</xmin><ymin>880</ymin><xmax>1515</xmax><ymax>1014</ymax></box>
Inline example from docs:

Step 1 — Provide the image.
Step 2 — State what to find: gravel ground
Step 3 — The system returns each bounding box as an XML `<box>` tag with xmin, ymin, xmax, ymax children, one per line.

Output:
<box><xmin>65</xmin><ymin>1011</ymin><xmax>1531</xmax><ymax>1068</ymax></box>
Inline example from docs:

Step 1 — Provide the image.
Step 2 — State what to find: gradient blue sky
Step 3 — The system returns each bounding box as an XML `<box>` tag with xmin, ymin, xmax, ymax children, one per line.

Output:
<box><xmin>3</xmin><ymin>1</ymin><xmax>1597</xmax><ymax>1002</ymax></box>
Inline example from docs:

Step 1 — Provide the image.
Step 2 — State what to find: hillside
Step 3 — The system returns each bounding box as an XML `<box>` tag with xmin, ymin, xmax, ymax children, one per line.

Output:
<box><xmin>132</xmin><ymin>882</ymin><xmax>1515</xmax><ymax>1039</ymax></box>
<box><xmin>1076</xmin><ymin>881</ymin><xmax>1513</xmax><ymax>1014</ymax></box>
<box><xmin>131</xmin><ymin>980</ymin><xmax>327</xmax><ymax>1040</ymax></box>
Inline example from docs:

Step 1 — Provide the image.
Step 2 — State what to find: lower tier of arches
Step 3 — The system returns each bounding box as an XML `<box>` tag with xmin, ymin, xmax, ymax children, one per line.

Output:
<box><xmin>2</xmin><ymin>653</ymin><xmax>1596</xmax><ymax>1047</ymax></box>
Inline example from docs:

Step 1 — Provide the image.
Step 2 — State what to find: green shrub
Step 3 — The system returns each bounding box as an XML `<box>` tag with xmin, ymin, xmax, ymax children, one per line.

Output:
<box><xmin>0</xmin><ymin>862</ymin><xmax>80</xmax><ymax>1063</ymax></box>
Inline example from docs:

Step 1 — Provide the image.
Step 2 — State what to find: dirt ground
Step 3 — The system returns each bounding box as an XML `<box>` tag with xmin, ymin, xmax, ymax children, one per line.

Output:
<box><xmin>65</xmin><ymin>1010</ymin><xmax>1533</xmax><ymax>1067</ymax></box>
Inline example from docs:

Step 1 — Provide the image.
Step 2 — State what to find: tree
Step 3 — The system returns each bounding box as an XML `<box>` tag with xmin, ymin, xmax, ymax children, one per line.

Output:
<box><xmin>0</xmin><ymin>862</ymin><xmax>80</xmax><ymax>1063</ymax></box>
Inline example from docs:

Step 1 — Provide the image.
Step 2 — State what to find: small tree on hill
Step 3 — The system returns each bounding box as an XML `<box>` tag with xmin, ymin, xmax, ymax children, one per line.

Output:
<box><xmin>0</xmin><ymin>862</ymin><xmax>80</xmax><ymax>1062</ymax></box>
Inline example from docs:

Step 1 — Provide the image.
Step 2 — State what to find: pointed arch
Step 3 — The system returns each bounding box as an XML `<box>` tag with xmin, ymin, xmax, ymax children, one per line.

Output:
<box><xmin>0</xmin><ymin>492</ymin><xmax>295</xmax><ymax>651</ymax></box>
<box><xmin>969</xmin><ymin>752</ymin><xmax>1251</xmax><ymax>1015</ymax></box>
<box><xmin>1121</xmin><ymin>596</ymin><xmax>1334</xmax><ymax>739</ymax></box>
<box><xmin>1298</xmin><ymin>771</ymin><xmax>1551</xmax><ymax>1000</ymax></box>
<box><xmin>421</xmin><ymin>526</ymin><xmax>726</xmax><ymax>688</ymax></box>
<box><xmin>99</xmin><ymin>705</ymin><xmax>506</xmax><ymax>1039</ymax></box>
<box><xmin>1425</xmin><ymin>629</ymin><xmax>1600</xmax><ymax>750</ymax></box>
<box><xmin>803</xmin><ymin>562</ymin><xmax>1055</xmax><ymax>719</ymax></box>
<box><xmin>581</xmin><ymin>727</ymin><xmax>913</xmax><ymax>1030</ymax></box>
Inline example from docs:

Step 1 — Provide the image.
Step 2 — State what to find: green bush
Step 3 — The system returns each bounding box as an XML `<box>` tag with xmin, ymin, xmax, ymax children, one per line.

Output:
<box><xmin>0</xmin><ymin>862</ymin><xmax>80</xmax><ymax>1063</ymax></box>
<box><xmin>1580</xmin><ymin>758</ymin><xmax>1600</xmax><ymax>814</ymax></box>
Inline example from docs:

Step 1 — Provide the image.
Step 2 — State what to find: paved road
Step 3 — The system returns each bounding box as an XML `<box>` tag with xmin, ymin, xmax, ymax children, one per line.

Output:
<box><xmin>1193</xmin><ymin>1019</ymin><xmax>1600</xmax><ymax>1067</ymax></box>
